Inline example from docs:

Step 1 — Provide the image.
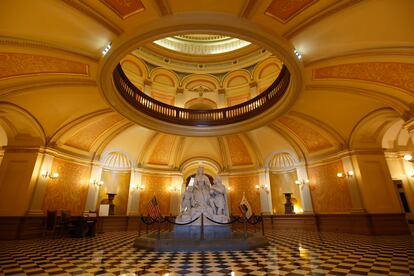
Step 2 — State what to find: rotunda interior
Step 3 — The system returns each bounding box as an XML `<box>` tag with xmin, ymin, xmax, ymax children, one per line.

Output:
<box><xmin>1</xmin><ymin>0</ymin><xmax>414</xmax><ymax>238</ymax></box>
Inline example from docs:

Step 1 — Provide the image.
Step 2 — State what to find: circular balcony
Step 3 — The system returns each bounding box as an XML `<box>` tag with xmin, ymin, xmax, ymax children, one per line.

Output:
<box><xmin>113</xmin><ymin>64</ymin><xmax>290</xmax><ymax>127</ymax></box>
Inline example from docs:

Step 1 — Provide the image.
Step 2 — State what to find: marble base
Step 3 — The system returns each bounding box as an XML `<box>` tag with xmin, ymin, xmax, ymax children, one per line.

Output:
<box><xmin>134</xmin><ymin>230</ymin><xmax>268</xmax><ymax>252</ymax></box>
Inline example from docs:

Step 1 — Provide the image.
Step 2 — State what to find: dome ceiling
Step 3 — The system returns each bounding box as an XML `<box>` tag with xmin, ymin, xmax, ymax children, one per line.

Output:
<box><xmin>153</xmin><ymin>34</ymin><xmax>251</xmax><ymax>55</ymax></box>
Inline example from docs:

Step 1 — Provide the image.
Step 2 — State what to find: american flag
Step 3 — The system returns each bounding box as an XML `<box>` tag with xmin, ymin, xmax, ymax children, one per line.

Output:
<box><xmin>147</xmin><ymin>195</ymin><xmax>161</xmax><ymax>219</ymax></box>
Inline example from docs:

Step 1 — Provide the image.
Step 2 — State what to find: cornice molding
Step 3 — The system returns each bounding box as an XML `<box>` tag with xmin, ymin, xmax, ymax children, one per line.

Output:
<box><xmin>0</xmin><ymin>78</ymin><xmax>96</xmax><ymax>98</ymax></box>
<box><xmin>62</xmin><ymin>0</ymin><xmax>123</xmax><ymax>35</ymax></box>
<box><xmin>133</xmin><ymin>47</ymin><xmax>272</xmax><ymax>74</ymax></box>
<box><xmin>154</xmin><ymin>0</ymin><xmax>172</xmax><ymax>16</ymax></box>
<box><xmin>283</xmin><ymin>0</ymin><xmax>363</xmax><ymax>39</ymax></box>
<box><xmin>0</xmin><ymin>36</ymin><xmax>99</xmax><ymax>61</ymax></box>
<box><xmin>304</xmin><ymin>46</ymin><xmax>414</xmax><ymax>67</ymax></box>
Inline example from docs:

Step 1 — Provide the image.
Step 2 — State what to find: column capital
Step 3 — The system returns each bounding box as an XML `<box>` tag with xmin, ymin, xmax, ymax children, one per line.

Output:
<box><xmin>144</xmin><ymin>79</ymin><xmax>152</xmax><ymax>86</ymax></box>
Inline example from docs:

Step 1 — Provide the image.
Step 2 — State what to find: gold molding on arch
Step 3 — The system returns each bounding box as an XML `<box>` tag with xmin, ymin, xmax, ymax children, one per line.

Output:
<box><xmin>0</xmin><ymin>36</ymin><xmax>99</xmax><ymax>61</ymax></box>
<box><xmin>265</xmin><ymin>0</ymin><xmax>317</xmax><ymax>24</ymax></box>
<box><xmin>283</xmin><ymin>0</ymin><xmax>362</xmax><ymax>39</ymax></box>
<box><xmin>99</xmin><ymin>0</ymin><xmax>145</xmax><ymax>19</ymax></box>
<box><xmin>0</xmin><ymin>52</ymin><xmax>88</xmax><ymax>79</ymax></box>
<box><xmin>62</xmin><ymin>0</ymin><xmax>122</xmax><ymax>35</ymax></box>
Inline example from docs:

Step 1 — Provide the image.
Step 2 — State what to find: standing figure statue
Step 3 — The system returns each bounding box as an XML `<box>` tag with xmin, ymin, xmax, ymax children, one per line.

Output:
<box><xmin>192</xmin><ymin>167</ymin><xmax>212</xmax><ymax>210</ymax></box>
<box><xmin>209</xmin><ymin>176</ymin><xmax>228</xmax><ymax>216</ymax></box>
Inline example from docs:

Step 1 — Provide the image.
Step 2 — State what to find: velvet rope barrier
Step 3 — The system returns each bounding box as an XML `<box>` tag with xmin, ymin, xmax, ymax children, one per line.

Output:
<box><xmin>164</xmin><ymin>216</ymin><xmax>200</xmax><ymax>225</ymax></box>
<box><xmin>204</xmin><ymin>215</ymin><xmax>241</xmax><ymax>225</ymax></box>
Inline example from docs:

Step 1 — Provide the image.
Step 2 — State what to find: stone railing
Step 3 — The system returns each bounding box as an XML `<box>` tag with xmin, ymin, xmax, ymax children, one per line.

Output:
<box><xmin>113</xmin><ymin>64</ymin><xmax>290</xmax><ymax>126</ymax></box>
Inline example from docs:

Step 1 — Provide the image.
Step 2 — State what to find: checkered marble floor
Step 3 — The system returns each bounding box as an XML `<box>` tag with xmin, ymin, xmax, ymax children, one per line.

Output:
<box><xmin>1</xmin><ymin>230</ymin><xmax>413</xmax><ymax>275</ymax></box>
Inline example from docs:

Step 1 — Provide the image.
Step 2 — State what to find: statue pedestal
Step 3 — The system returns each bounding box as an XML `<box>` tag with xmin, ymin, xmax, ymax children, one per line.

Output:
<box><xmin>284</xmin><ymin>193</ymin><xmax>294</xmax><ymax>214</ymax></box>
<box><xmin>100</xmin><ymin>193</ymin><xmax>116</xmax><ymax>216</ymax></box>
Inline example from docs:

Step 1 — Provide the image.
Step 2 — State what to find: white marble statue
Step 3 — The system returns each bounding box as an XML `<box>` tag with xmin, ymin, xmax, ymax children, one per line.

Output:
<box><xmin>209</xmin><ymin>176</ymin><xmax>228</xmax><ymax>216</ymax></box>
<box><xmin>176</xmin><ymin>167</ymin><xmax>229</xmax><ymax>224</ymax></box>
<box><xmin>181</xmin><ymin>186</ymin><xmax>193</xmax><ymax>213</ymax></box>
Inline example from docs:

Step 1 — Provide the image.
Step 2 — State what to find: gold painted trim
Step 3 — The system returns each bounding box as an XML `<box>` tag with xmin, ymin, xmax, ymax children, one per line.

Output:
<box><xmin>239</xmin><ymin>0</ymin><xmax>258</xmax><ymax>19</ymax></box>
<box><xmin>62</xmin><ymin>0</ymin><xmax>123</xmax><ymax>35</ymax></box>
<box><xmin>49</xmin><ymin>109</ymin><xmax>115</xmax><ymax>144</ymax></box>
<box><xmin>305</xmin><ymin>47</ymin><xmax>414</xmax><ymax>67</ymax></box>
<box><xmin>0</xmin><ymin>36</ymin><xmax>99</xmax><ymax>61</ymax></box>
<box><xmin>265</xmin><ymin>0</ymin><xmax>318</xmax><ymax>24</ymax></box>
<box><xmin>0</xmin><ymin>79</ymin><xmax>96</xmax><ymax>98</ymax></box>
<box><xmin>154</xmin><ymin>0</ymin><xmax>172</xmax><ymax>16</ymax></box>
<box><xmin>283</xmin><ymin>0</ymin><xmax>362</xmax><ymax>39</ymax></box>
<box><xmin>99</xmin><ymin>0</ymin><xmax>145</xmax><ymax>20</ymax></box>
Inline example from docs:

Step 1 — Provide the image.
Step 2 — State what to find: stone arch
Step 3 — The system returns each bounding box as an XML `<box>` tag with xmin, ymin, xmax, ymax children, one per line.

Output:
<box><xmin>184</xmin><ymin>97</ymin><xmax>217</xmax><ymax>109</ymax></box>
<box><xmin>0</xmin><ymin>102</ymin><xmax>46</xmax><ymax>146</ymax></box>
<box><xmin>223</xmin><ymin>70</ymin><xmax>251</xmax><ymax>88</ymax></box>
<box><xmin>350</xmin><ymin>108</ymin><xmax>401</xmax><ymax>149</ymax></box>
<box><xmin>150</xmin><ymin>67</ymin><xmax>179</xmax><ymax>88</ymax></box>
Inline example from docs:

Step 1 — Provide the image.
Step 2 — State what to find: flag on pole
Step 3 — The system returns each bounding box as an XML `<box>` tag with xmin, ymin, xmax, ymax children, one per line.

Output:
<box><xmin>147</xmin><ymin>195</ymin><xmax>161</xmax><ymax>219</ymax></box>
<box><xmin>239</xmin><ymin>193</ymin><xmax>253</xmax><ymax>219</ymax></box>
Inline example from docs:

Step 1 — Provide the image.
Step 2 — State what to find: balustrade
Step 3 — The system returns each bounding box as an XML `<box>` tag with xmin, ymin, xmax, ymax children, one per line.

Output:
<box><xmin>113</xmin><ymin>64</ymin><xmax>290</xmax><ymax>126</ymax></box>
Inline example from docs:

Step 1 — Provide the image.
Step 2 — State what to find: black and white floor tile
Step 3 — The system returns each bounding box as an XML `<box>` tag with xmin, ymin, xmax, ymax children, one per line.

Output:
<box><xmin>1</xmin><ymin>230</ymin><xmax>413</xmax><ymax>275</ymax></box>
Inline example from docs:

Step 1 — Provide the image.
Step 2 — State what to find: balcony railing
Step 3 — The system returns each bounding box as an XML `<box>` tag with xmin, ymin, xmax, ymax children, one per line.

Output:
<box><xmin>113</xmin><ymin>63</ymin><xmax>290</xmax><ymax>126</ymax></box>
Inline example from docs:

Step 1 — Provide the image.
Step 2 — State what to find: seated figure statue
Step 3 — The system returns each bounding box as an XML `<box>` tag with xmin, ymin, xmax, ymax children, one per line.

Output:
<box><xmin>181</xmin><ymin>186</ymin><xmax>193</xmax><ymax>214</ymax></box>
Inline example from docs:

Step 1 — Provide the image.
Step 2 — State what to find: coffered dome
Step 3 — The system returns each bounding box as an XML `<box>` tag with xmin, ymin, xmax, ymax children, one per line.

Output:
<box><xmin>269</xmin><ymin>152</ymin><xmax>295</xmax><ymax>171</ymax></box>
<box><xmin>103</xmin><ymin>152</ymin><xmax>131</xmax><ymax>170</ymax></box>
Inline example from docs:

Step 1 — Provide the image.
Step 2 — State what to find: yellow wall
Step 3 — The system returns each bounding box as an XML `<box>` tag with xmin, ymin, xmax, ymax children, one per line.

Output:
<box><xmin>355</xmin><ymin>154</ymin><xmax>402</xmax><ymax>213</ymax></box>
<box><xmin>308</xmin><ymin>160</ymin><xmax>352</xmax><ymax>214</ymax></box>
<box><xmin>228</xmin><ymin>175</ymin><xmax>260</xmax><ymax>215</ymax></box>
<box><xmin>98</xmin><ymin>170</ymin><xmax>131</xmax><ymax>216</ymax></box>
<box><xmin>270</xmin><ymin>170</ymin><xmax>302</xmax><ymax>214</ymax></box>
<box><xmin>0</xmin><ymin>149</ymin><xmax>40</xmax><ymax>216</ymax></box>
<box><xmin>42</xmin><ymin>158</ymin><xmax>90</xmax><ymax>215</ymax></box>
<box><xmin>139</xmin><ymin>175</ymin><xmax>171</xmax><ymax>215</ymax></box>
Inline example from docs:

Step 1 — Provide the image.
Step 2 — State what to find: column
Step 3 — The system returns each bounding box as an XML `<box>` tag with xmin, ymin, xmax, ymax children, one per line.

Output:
<box><xmin>175</xmin><ymin>88</ymin><xmax>185</xmax><ymax>108</ymax></box>
<box><xmin>296</xmin><ymin>165</ymin><xmax>314</xmax><ymax>214</ymax></box>
<box><xmin>169</xmin><ymin>175</ymin><xmax>183</xmax><ymax>216</ymax></box>
<box><xmin>26</xmin><ymin>149</ymin><xmax>53</xmax><ymax>216</ymax></box>
<box><xmin>217</xmin><ymin>88</ymin><xmax>226</xmax><ymax>108</ymax></box>
<box><xmin>143</xmin><ymin>79</ymin><xmax>152</xmax><ymax>97</ymax></box>
<box><xmin>341</xmin><ymin>156</ymin><xmax>366</xmax><ymax>213</ymax></box>
<box><xmin>127</xmin><ymin>169</ymin><xmax>142</xmax><ymax>216</ymax></box>
<box><xmin>249</xmin><ymin>81</ymin><xmax>257</xmax><ymax>98</ymax></box>
<box><xmin>83</xmin><ymin>165</ymin><xmax>103</xmax><ymax>214</ymax></box>
<box><xmin>258</xmin><ymin>169</ymin><xmax>272</xmax><ymax>215</ymax></box>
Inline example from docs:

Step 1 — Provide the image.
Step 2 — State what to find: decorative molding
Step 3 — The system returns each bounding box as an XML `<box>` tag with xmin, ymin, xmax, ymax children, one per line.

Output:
<box><xmin>64</xmin><ymin>114</ymin><xmax>125</xmax><ymax>151</ymax></box>
<box><xmin>0</xmin><ymin>79</ymin><xmax>96</xmax><ymax>98</ymax></box>
<box><xmin>148</xmin><ymin>134</ymin><xmax>176</xmax><ymax>165</ymax></box>
<box><xmin>0</xmin><ymin>52</ymin><xmax>88</xmax><ymax>79</ymax></box>
<box><xmin>265</xmin><ymin>0</ymin><xmax>317</xmax><ymax>23</ymax></box>
<box><xmin>278</xmin><ymin>116</ymin><xmax>333</xmax><ymax>153</ymax></box>
<box><xmin>154</xmin><ymin>0</ymin><xmax>172</xmax><ymax>16</ymax></box>
<box><xmin>239</xmin><ymin>0</ymin><xmax>258</xmax><ymax>19</ymax></box>
<box><xmin>304</xmin><ymin>84</ymin><xmax>410</xmax><ymax>116</ymax></box>
<box><xmin>284</xmin><ymin>0</ymin><xmax>362</xmax><ymax>39</ymax></box>
<box><xmin>305</xmin><ymin>47</ymin><xmax>414</xmax><ymax>67</ymax></box>
<box><xmin>313</xmin><ymin>62</ymin><xmax>414</xmax><ymax>94</ymax></box>
<box><xmin>100</xmin><ymin>0</ymin><xmax>145</xmax><ymax>19</ymax></box>
<box><xmin>225</xmin><ymin>135</ymin><xmax>253</xmax><ymax>166</ymax></box>
<box><xmin>62</xmin><ymin>0</ymin><xmax>122</xmax><ymax>35</ymax></box>
<box><xmin>0</xmin><ymin>36</ymin><xmax>98</xmax><ymax>61</ymax></box>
